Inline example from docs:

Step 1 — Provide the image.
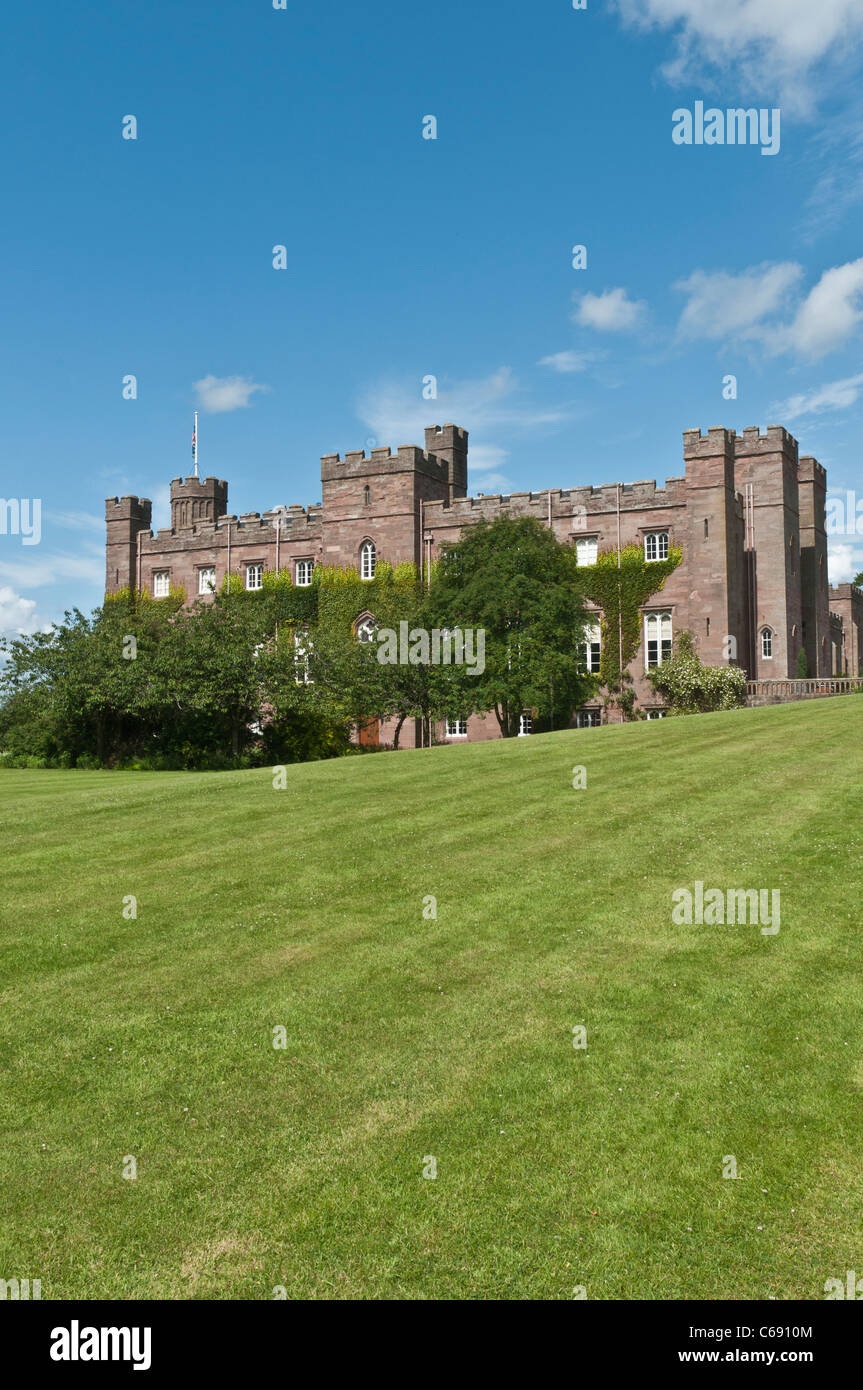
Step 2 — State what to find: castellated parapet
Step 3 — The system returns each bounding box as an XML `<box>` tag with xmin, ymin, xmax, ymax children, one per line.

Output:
<box><xmin>106</xmin><ymin>420</ymin><xmax>841</xmax><ymax>704</ymax></box>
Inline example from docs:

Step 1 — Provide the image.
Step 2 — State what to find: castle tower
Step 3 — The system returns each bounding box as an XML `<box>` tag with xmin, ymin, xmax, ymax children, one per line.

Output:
<box><xmin>424</xmin><ymin>424</ymin><xmax>468</xmax><ymax>503</ymax></box>
<box><xmin>105</xmin><ymin>495</ymin><xmax>152</xmax><ymax>593</ymax></box>
<box><xmin>170</xmin><ymin>476</ymin><xmax>228</xmax><ymax>530</ymax></box>
<box><xmin>797</xmin><ymin>455</ymin><xmax>830</xmax><ymax>675</ymax></box>
<box><xmin>732</xmin><ymin>427</ymin><xmax>804</xmax><ymax>678</ymax></box>
<box><xmin>319</xmin><ymin>425</ymin><xmax>468</xmax><ymax>572</ymax></box>
<box><xmin>682</xmin><ymin>428</ymin><xmax>747</xmax><ymax>670</ymax></box>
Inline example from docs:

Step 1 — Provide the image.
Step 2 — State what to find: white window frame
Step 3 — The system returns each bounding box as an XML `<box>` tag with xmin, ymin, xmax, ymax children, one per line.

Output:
<box><xmin>645</xmin><ymin>611</ymin><xmax>672</xmax><ymax>669</ymax></box>
<box><xmin>246</xmin><ymin>563</ymin><xmax>264</xmax><ymax>591</ymax></box>
<box><xmin>644</xmin><ymin>531</ymin><xmax>669</xmax><ymax>563</ymax></box>
<box><xmin>294</xmin><ymin>628</ymin><xmax>313</xmax><ymax>684</ymax></box>
<box><xmin>356</xmin><ymin>617</ymin><xmax>377</xmax><ymax>644</ymax></box>
<box><xmin>646</xmin><ymin>709</ymin><xmax>667</xmax><ymax>720</ymax></box>
<box><xmin>198</xmin><ymin>566</ymin><xmax>216</xmax><ymax>595</ymax></box>
<box><xmin>360</xmin><ymin>541</ymin><xmax>376</xmax><ymax>581</ymax></box>
<box><xmin>153</xmin><ymin>570</ymin><xmax>170</xmax><ymax>598</ymax></box>
<box><xmin>446</xmin><ymin>717</ymin><xmax>468</xmax><ymax>738</ymax></box>
<box><xmin>518</xmin><ymin>713</ymin><xmax>533</xmax><ymax>736</ymax></box>
<box><xmin>295</xmin><ymin>558</ymin><xmax>314</xmax><ymax>587</ymax></box>
<box><xmin>575</xmin><ymin>709</ymin><xmax>601</xmax><ymax>728</ymax></box>
<box><xmin>761</xmin><ymin>627</ymin><xmax>773</xmax><ymax>659</ymax></box>
<box><xmin>584</xmin><ymin>622</ymin><xmax>601</xmax><ymax>674</ymax></box>
<box><xmin>575</xmin><ymin>536</ymin><xmax>598</xmax><ymax>567</ymax></box>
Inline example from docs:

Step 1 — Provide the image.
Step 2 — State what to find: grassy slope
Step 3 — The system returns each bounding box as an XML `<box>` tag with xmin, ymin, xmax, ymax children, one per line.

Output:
<box><xmin>1</xmin><ymin>698</ymin><xmax>862</xmax><ymax>1301</ymax></box>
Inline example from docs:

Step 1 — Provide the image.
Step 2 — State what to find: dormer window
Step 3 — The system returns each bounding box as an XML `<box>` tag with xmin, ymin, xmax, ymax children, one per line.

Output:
<box><xmin>645</xmin><ymin>531</ymin><xmax>669</xmax><ymax>562</ymax></box>
<box><xmin>360</xmin><ymin>541</ymin><xmax>376</xmax><ymax>580</ymax></box>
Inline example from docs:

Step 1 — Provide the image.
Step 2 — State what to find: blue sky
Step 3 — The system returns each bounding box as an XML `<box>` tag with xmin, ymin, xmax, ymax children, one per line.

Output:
<box><xmin>2</xmin><ymin>0</ymin><xmax>863</xmax><ymax>635</ymax></box>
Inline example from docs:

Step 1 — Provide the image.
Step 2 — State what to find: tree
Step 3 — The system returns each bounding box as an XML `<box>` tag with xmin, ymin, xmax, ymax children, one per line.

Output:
<box><xmin>423</xmin><ymin>516</ymin><xmax>592</xmax><ymax>736</ymax></box>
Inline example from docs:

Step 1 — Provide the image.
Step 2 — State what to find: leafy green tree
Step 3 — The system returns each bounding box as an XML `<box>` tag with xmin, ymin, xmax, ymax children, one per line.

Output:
<box><xmin>424</xmin><ymin>516</ymin><xmax>592</xmax><ymax>736</ymax></box>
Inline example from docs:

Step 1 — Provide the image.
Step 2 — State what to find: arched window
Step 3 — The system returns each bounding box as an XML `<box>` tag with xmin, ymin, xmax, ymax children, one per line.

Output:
<box><xmin>360</xmin><ymin>540</ymin><xmax>376</xmax><ymax>580</ymax></box>
<box><xmin>645</xmin><ymin>611</ymin><xmax>672</xmax><ymax>668</ymax></box>
<box><xmin>356</xmin><ymin>615</ymin><xmax>377</xmax><ymax>644</ymax></box>
<box><xmin>761</xmin><ymin>627</ymin><xmax>773</xmax><ymax>659</ymax></box>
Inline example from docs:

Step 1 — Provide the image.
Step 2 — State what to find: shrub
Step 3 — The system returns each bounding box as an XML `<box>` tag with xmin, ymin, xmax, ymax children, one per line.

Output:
<box><xmin>647</xmin><ymin>631</ymin><xmax>747</xmax><ymax>714</ymax></box>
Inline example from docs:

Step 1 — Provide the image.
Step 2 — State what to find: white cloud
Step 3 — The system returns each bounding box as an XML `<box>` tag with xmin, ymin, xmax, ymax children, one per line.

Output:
<box><xmin>572</xmin><ymin>288</ymin><xmax>646</xmax><ymax>333</ymax></box>
<box><xmin>675</xmin><ymin>258</ymin><xmax>863</xmax><ymax>358</ymax></box>
<box><xmin>675</xmin><ymin>262</ymin><xmax>803</xmax><ymax>340</ymax></box>
<box><xmin>537</xmin><ymin>349</ymin><xmax>603</xmax><ymax>374</ymax></box>
<box><xmin>773</xmin><ymin>372</ymin><xmax>863</xmax><ymax>421</ymax></box>
<box><xmin>614</xmin><ymin>0</ymin><xmax>863</xmax><ymax>112</ymax></box>
<box><xmin>193</xmin><ymin>374</ymin><xmax>270</xmax><ymax>413</ymax></box>
<box><xmin>828</xmin><ymin>539</ymin><xmax>863</xmax><ymax>584</ymax></box>
<box><xmin>779</xmin><ymin>259</ymin><xmax>863</xmax><ymax>358</ymax></box>
<box><xmin>0</xmin><ymin>585</ymin><xmax>52</xmax><ymax>638</ymax></box>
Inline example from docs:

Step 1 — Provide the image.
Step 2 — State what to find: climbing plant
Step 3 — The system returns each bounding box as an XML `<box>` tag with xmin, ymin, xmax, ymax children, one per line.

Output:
<box><xmin>580</xmin><ymin>543</ymin><xmax>682</xmax><ymax>717</ymax></box>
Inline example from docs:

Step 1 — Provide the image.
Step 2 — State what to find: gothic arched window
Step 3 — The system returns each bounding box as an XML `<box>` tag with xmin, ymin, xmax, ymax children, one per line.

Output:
<box><xmin>360</xmin><ymin>540</ymin><xmax>376</xmax><ymax>580</ymax></box>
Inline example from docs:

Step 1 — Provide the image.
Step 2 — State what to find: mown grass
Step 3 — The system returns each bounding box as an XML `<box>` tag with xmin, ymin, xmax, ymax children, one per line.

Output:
<box><xmin>1</xmin><ymin>697</ymin><xmax>862</xmax><ymax>1300</ymax></box>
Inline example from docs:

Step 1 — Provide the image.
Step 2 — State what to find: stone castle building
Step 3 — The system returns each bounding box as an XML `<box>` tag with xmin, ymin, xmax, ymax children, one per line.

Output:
<box><xmin>105</xmin><ymin>421</ymin><xmax>860</xmax><ymax>746</ymax></box>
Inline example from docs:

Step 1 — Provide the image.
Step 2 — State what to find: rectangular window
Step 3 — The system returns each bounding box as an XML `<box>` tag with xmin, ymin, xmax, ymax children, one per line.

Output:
<box><xmin>645</xmin><ymin>611</ymin><xmax>672</xmax><ymax>669</ymax></box>
<box><xmin>446</xmin><ymin>718</ymin><xmax>468</xmax><ymax>738</ymax></box>
<box><xmin>518</xmin><ymin>713</ymin><xmax>533</xmax><ymax>736</ymax></box>
<box><xmin>644</xmin><ymin>531</ymin><xmax>669</xmax><ymax>562</ymax></box>
<box><xmin>575</xmin><ymin>537</ymin><xmax>598</xmax><ymax>566</ymax></box>
<box><xmin>576</xmin><ymin>709</ymin><xmax>600</xmax><ymax>728</ymax></box>
<box><xmin>198</xmin><ymin>567</ymin><xmax>216</xmax><ymax>595</ymax></box>
<box><xmin>296</xmin><ymin>558</ymin><xmax>314</xmax><ymax>587</ymax></box>
<box><xmin>246</xmin><ymin>563</ymin><xmax>263</xmax><ymax>591</ymax></box>
<box><xmin>294</xmin><ymin>629</ymin><xmax>313</xmax><ymax>684</ymax></box>
<box><xmin>153</xmin><ymin>571</ymin><xmax>170</xmax><ymax>598</ymax></box>
<box><xmin>584</xmin><ymin>623</ymin><xmax>601</xmax><ymax>674</ymax></box>
<box><xmin>646</xmin><ymin>710</ymin><xmax>667</xmax><ymax>720</ymax></box>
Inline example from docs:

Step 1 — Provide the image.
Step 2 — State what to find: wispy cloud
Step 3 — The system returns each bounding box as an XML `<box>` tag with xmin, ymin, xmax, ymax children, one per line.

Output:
<box><xmin>773</xmin><ymin>372</ymin><xmax>863</xmax><ymax>422</ymax></box>
<box><xmin>613</xmin><ymin>0</ymin><xmax>863</xmax><ymax>114</ymax></box>
<box><xmin>675</xmin><ymin>262</ymin><xmax>802</xmax><ymax>340</ymax></box>
<box><xmin>537</xmin><ymin>349</ymin><xmax>606</xmax><ymax>374</ymax></box>
<box><xmin>572</xmin><ymin>288</ymin><xmax>646</xmax><ymax>333</ymax></box>
<box><xmin>0</xmin><ymin>551</ymin><xmax>104</xmax><ymax>590</ymax></box>
<box><xmin>193</xmin><ymin>374</ymin><xmax>270</xmax><ymax>413</ymax></box>
<box><xmin>356</xmin><ymin>367</ymin><xmax>578</xmax><ymax>496</ymax></box>
<box><xmin>675</xmin><ymin>258</ymin><xmax>863</xmax><ymax>359</ymax></box>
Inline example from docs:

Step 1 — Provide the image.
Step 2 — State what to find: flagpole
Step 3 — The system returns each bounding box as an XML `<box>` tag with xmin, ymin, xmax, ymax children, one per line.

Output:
<box><xmin>193</xmin><ymin>411</ymin><xmax>198</xmax><ymax>477</ymax></box>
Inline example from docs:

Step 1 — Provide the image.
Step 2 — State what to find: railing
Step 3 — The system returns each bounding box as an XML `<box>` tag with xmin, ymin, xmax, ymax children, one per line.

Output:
<box><xmin>746</xmin><ymin>677</ymin><xmax>863</xmax><ymax>700</ymax></box>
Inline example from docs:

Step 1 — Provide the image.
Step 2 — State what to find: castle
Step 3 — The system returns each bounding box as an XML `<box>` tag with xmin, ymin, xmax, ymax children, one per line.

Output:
<box><xmin>105</xmin><ymin>422</ymin><xmax>863</xmax><ymax>746</ymax></box>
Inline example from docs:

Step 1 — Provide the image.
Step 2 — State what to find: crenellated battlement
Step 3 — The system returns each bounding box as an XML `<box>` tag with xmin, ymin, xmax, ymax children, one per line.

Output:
<box><xmin>320</xmin><ymin>442</ymin><xmax>451</xmax><ymax>484</ymax></box>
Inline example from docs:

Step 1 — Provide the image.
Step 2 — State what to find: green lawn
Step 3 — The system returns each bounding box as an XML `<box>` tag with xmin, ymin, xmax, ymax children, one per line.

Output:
<box><xmin>2</xmin><ymin>697</ymin><xmax>862</xmax><ymax>1300</ymax></box>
